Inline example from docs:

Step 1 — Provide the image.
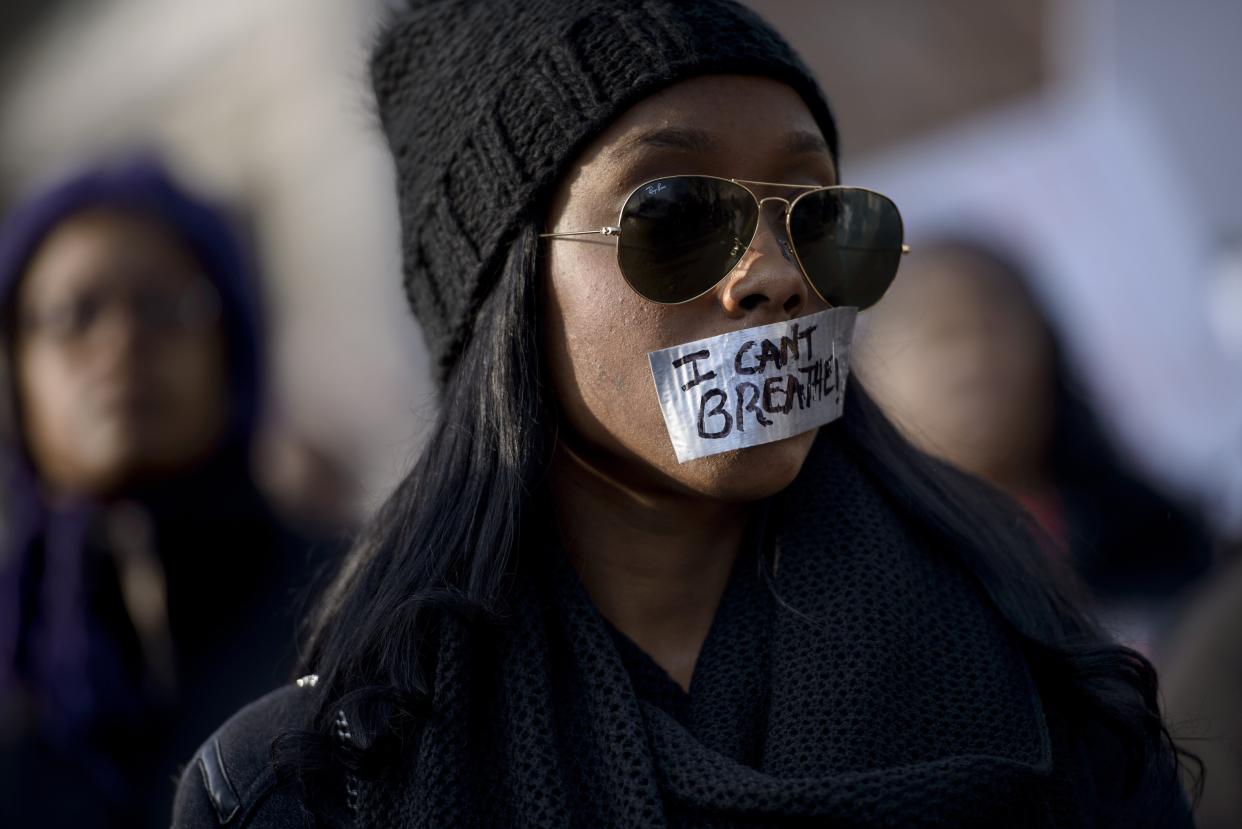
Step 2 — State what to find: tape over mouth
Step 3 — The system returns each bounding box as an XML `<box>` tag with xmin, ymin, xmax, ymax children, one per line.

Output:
<box><xmin>647</xmin><ymin>307</ymin><xmax>857</xmax><ymax>463</ymax></box>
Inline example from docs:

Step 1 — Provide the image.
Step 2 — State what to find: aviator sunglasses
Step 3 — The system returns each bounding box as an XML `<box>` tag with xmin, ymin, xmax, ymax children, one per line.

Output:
<box><xmin>542</xmin><ymin>175</ymin><xmax>908</xmax><ymax>308</ymax></box>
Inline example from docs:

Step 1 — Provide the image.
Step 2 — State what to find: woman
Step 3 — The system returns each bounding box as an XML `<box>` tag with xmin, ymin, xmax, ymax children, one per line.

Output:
<box><xmin>175</xmin><ymin>1</ymin><xmax>1196</xmax><ymax>826</ymax></box>
<box><xmin>0</xmin><ymin>156</ymin><xmax>309</xmax><ymax>827</ymax></box>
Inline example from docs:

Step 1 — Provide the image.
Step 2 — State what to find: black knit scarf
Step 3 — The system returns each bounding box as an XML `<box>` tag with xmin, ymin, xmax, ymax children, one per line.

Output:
<box><xmin>355</xmin><ymin>429</ymin><xmax>1064</xmax><ymax>827</ymax></box>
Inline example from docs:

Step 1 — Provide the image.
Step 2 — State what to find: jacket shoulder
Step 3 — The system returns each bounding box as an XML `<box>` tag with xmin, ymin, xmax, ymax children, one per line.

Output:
<box><xmin>172</xmin><ymin>680</ymin><xmax>318</xmax><ymax>828</ymax></box>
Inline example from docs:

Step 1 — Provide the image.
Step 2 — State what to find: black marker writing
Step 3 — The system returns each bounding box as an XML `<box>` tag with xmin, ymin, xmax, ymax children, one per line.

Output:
<box><xmin>674</xmin><ymin>349</ymin><xmax>716</xmax><ymax>392</ymax></box>
<box><xmin>763</xmin><ymin>374</ymin><xmax>796</xmax><ymax>414</ymax></box>
<box><xmin>734</xmin><ymin>381</ymin><xmax>772</xmax><ymax>432</ymax></box>
<box><xmin>664</xmin><ymin>314</ymin><xmax>846</xmax><ymax>447</ymax></box>
<box><xmin>797</xmin><ymin>324</ymin><xmax>816</xmax><ymax>361</ymax></box>
<box><xmin>697</xmin><ymin>387</ymin><xmax>732</xmax><ymax>438</ymax></box>
<box><xmin>733</xmin><ymin>321</ymin><xmax>818</xmax><ymax>375</ymax></box>
<box><xmin>795</xmin><ymin>355</ymin><xmax>839</xmax><ymax>408</ymax></box>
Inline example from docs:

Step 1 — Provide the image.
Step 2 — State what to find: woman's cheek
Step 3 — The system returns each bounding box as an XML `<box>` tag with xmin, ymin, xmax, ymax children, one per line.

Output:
<box><xmin>569</xmin><ymin>311</ymin><xmax>673</xmax><ymax>456</ymax></box>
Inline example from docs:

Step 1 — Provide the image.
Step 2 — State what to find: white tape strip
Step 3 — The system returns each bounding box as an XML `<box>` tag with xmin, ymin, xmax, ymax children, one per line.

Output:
<box><xmin>647</xmin><ymin>307</ymin><xmax>857</xmax><ymax>463</ymax></box>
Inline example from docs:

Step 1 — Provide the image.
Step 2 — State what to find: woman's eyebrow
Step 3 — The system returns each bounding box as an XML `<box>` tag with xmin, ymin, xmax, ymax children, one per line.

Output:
<box><xmin>784</xmin><ymin>130</ymin><xmax>832</xmax><ymax>157</ymax></box>
<box><xmin>612</xmin><ymin>126</ymin><xmax>718</xmax><ymax>158</ymax></box>
<box><xmin>613</xmin><ymin>126</ymin><xmax>831</xmax><ymax>160</ymax></box>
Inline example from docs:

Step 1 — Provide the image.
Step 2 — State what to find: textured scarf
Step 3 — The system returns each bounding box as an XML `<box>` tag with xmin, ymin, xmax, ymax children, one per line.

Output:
<box><xmin>354</xmin><ymin>430</ymin><xmax>1078</xmax><ymax>827</ymax></box>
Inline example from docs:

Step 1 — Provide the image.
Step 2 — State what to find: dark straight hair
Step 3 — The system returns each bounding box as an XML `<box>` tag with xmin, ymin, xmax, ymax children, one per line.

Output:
<box><xmin>290</xmin><ymin>219</ymin><xmax>1199</xmax><ymax>805</ymax></box>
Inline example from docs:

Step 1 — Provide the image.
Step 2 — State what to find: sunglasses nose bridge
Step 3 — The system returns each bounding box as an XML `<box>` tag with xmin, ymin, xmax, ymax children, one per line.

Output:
<box><xmin>755</xmin><ymin>195</ymin><xmax>791</xmax><ymax>214</ymax></box>
<box><xmin>751</xmin><ymin>195</ymin><xmax>794</xmax><ymax>252</ymax></box>
<box><xmin>718</xmin><ymin>194</ymin><xmax>813</xmax><ymax>318</ymax></box>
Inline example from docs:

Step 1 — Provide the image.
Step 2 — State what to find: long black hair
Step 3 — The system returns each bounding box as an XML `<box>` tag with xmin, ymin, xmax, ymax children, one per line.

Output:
<box><xmin>288</xmin><ymin>219</ymin><xmax>1200</xmax><ymax>808</ymax></box>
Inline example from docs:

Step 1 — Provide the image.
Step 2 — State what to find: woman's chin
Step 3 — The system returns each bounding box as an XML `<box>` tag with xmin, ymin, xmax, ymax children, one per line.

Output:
<box><xmin>675</xmin><ymin>427</ymin><xmax>819</xmax><ymax>503</ymax></box>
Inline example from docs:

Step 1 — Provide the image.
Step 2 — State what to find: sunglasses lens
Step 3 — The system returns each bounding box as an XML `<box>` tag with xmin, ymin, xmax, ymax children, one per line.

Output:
<box><xmin>618</xmin><ymin>177</ymin><xmax>758</xmax><ymax>303</ymax></box>
<box><xmin>788</xmin><ymin>188</ymin><xmax>904</xmax><ymax>309</ymax></box>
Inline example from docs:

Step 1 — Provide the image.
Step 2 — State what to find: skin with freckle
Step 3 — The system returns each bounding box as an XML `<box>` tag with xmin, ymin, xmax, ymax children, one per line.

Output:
<box><xmin>542</xmin><ymin>75</ymin><xmax>836</xmax><ymax>503</ymax></box>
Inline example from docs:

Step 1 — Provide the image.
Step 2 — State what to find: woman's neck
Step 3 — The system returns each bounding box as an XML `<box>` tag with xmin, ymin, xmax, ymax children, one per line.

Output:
<box><xmin>549</xmin><ymin>441</ymin><xmax>751</xmax><ymax>692</ymax></box>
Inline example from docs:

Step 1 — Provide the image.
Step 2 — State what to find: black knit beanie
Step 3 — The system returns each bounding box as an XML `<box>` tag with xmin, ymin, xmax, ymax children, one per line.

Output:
<box><xmin>371</xmin><ymin>0</ymin><xmax>839</xmax><ymax>383</ymax></box>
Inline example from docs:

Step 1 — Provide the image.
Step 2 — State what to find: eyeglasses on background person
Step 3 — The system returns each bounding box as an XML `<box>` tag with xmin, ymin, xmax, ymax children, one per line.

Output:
<box><xmin>16</xmin><ymin>279</ymin><xmax>221</xmax><ymax>344</ymax></box>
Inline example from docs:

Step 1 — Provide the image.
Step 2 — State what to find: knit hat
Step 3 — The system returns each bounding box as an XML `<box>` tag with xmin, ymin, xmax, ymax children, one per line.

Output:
<box><xmin>371</xmin><ymin>0</ymin><xmax>839</xmax><ymax>383</ymax></box>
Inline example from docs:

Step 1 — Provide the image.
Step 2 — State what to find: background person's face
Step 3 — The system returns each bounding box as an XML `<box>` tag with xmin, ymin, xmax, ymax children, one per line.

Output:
<box><xmin>542</xmin><ymin>75</ymin><xmax>838</xmax><ymax>502</ymax></box>
<box><xmin>855</xmin><ymin>247</ymin><xmax>1055</xmax><ymax>487</ymax></box>
<box><xmin>12</xmin><ymin>209</ymin><xmax>230</xmax><ymax>498</ymax></box>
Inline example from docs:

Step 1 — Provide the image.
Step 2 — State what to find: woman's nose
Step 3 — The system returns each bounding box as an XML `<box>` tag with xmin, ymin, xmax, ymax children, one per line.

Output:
<box><xmin>718</xmin><ymin>210</ymin><xmax>810</xmax><ymax>321</ymax></box>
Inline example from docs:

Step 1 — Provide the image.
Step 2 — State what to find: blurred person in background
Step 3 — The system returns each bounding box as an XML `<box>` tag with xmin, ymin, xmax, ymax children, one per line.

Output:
<box><xmin>1162</xmin><ymin>540</ymin><xmax>1242</xmax><ymax>828</ymax></box>
<box><xmin>256</xmin><ymin>428</ymin><xmax>361</xmax><ymax>543</ymax></box>
<box><xmin>0</xmin><ymin>156</ymin><xmax>317</xmax><ymax>827</ymax></box>
<box><xmin>855</xmin><ymin>237</ymin><xmax>1215</xmax><ymax>653</ymax></box>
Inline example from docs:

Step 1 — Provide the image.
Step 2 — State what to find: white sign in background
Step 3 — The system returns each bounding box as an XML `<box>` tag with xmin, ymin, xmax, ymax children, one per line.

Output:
<box><xmin>648</xmin><ymin>307</ymin><xmax>858</xmax><ymax>463</ymax></box>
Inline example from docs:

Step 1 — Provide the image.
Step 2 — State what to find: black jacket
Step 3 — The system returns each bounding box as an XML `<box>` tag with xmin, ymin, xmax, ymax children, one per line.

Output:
<box><xmin>174</xmin><ymin>684</ymin><xmax>313</xmax><ymax>828</ymax></box>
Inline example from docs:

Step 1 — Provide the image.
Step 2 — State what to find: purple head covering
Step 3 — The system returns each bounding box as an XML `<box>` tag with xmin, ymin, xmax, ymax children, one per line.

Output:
<box><xmin>0</xmin><ymin>153</ymin><xmax>264</xmax><ymax>437</ymax></box>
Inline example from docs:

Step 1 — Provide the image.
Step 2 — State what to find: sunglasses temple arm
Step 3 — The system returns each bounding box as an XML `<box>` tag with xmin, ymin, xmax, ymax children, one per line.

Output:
<box><xmin>539</xmin><ymin>226</ymin><xmax>623</xmax><ymax>239</ymax></box>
